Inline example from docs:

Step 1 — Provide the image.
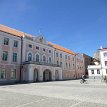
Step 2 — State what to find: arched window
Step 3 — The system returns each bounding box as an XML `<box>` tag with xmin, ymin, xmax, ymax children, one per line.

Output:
<box><xmin>36</xmin><ymin>54</ymin><xmax>39</xmax><ymax>62</ymax></box>
<box><xmin>28</xmin><ymin>53</ymin><xmax>32</xmax><ymax>61</ymax></box>
<box><xmin>43</xmin><ymin>56</ymin><xmax>46</xmax><ymax>63</ymax></box>
<box><xmin>49</xmin><ymin>57</ymin><xmax>51</xmax><ymax>64</ymax></box>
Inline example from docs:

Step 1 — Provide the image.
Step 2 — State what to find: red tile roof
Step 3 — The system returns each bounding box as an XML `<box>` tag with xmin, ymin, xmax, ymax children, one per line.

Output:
<box><xmin>0</xmin><ymin>24</ymin><xmax>32</xmax><ymax>38</ymax></box>
<box><xmin>0</xmin><ymin>24</ymin><xmax>75</xmax><ymax>55</ymax></box>
<box><xmin>48</xmin><ymin>42</ymin><xmax>75</xmax><ymax>55</ymax></box>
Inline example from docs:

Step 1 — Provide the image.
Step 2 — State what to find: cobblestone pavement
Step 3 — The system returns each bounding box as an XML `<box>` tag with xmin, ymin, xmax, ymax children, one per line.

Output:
<box><xmin>0</xmin><ymin>79</ymin><xmax>107</xmax><ymax>107</ymax></box>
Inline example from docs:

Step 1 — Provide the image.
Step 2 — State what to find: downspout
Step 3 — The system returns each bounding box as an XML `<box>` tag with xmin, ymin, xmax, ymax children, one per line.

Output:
<box><xmin>20</xmin><ymin>36</ymin><xmax>23</xmax><ymax>81</ymax></box>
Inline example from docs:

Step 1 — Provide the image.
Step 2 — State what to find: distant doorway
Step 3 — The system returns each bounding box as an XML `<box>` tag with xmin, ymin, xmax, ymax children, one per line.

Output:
<box><xmin>34</xmin><ymin>69</ymin><xmax>39</xmax><ymax>82</ymax></box>
<box><xmin>55</xmin><ymin>70</ymin><xmax>59</xmax><ymax>80</ymax></box>
<box><xmin>43</xmin><ymin>69</ymin><xmax>52</xmax><ymax>81</ymax></box>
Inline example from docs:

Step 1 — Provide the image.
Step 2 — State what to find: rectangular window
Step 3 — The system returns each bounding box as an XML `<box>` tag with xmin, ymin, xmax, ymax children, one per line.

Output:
<box><xmin>60</xmin><ymin>62</ymin><xmax>62</xmax><ymax>67</ymax></box>
<box><xmin>91</xmin><ymin>70</ymin><xmax>94</xmax><ymax>74</ymax></box>
<box><xmin>56</xmin><ymin>52</ymin><xmax>58</xmax><ymax>57</ymax></box>
<box><xmin>68</xmin><ymin>56</ymin><xmax>70</xmax><ymax>60</ymax></box>
<box><xmin>65</xmin><ymin>55</ymin><xmax>67</xmax><ymax>59</ymax></box>
<box><xmin>105</xmin><ymin>61</ymin><xmax>107</xmax><ymax>66</ymax></box>
<box><xmin>2</xmin><ymin>51</ymin><xmax>8</xmax><ymax>61</ymax></box>
<box><xmin>4</xmin><ymin>38</ymin><xmax>9</xmax><ymax>45</ymax></box>
<box><xmin>49</xmin><ymin>50</ymin><xmax>51</xmax><ymax>53</ymax></box>
<box><xmin>60</xmin><ymin>54</ymin><xmax>62</xmax><ymax>58</ymax></box>
<box><xmin>97</xmin><ymin>69</ymin><xmax>100</xmax><ymax>74</ymax></box>
<box><xmin>1</xmin><ymin>68</ymin><xmax>6</xmax><ymax>79</ymax></box>
<box><xmin>14</xmin><ymin>40</ymin><xmax>18</xmax><ymax>47</ymax></box>
<box><xmin>11</xmin><ymin>69</ymin><xmax>16</xmax><ymax>79</ymax></box>
<box><xmin>36</xmin><ymin>46</ymin><xmax>39</xmax><ymax>50</ymax></box>
<box><xmin>103</xmin><ymin>52</ymin><xmax>107</xmax><ymax>57</ymax></box>
<box><xmin>43</xmin><ymin>48</ymin><xmax>45</xmax><ymax>52</ymax></box>
<box><xmin>13</xmin><ymin>53</ymin><xmax>17</xmax><ymax>62</ymax></box>
<box><xmin>28</xmin><ymin>44</ymin><xmax>32</xmax><ymax>48</ymax></box>
<box><xmin>106</xmin><ymin>69</ymin><xmax>107</xmax><ymax>74</ymax></box>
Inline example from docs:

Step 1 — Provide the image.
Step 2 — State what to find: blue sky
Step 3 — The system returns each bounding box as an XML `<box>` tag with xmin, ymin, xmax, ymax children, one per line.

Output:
<box><xmin>0</xmin><ymin>0</ymin><xmax>107</xmax><ymax>56</ymax></box>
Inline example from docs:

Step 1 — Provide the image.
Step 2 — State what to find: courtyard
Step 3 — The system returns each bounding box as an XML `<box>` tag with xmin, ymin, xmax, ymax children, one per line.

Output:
<box><xmin>0</xmin><ymin>79</ymin><xmax>107</xmax><ymax>107</ymax></box>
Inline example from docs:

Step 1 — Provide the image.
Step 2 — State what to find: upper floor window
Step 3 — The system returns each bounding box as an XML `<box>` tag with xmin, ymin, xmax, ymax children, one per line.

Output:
<box><xmin>65</xmin><ymin>55</ymin><xmax>67</xmax><ymax>59</ymax></box>
<box><xmin>13</xmin><ymin>53</ymin><xmax>17</xmax><ymax>62</ymax></box>
<box><xmin>2</xmin><ymin>51</ymin><xmax>8</xmax><ymax>61</ymax></box>
<box><xmin>36</xmin><ymin>46</ymin><xmax>39</xmax><ymax>50</ymax></box>
<box><xmin>60</xmin><ymin>54</ymin><xmax>62</xmax><ymax>58</ymax></box>
<box><xmin>36</xmin><ymin>54</ymin><xmax>39</xmax><ymax>62</ymax></box>
<box><xmin>49</xmin><ymin>50</ymin><xmax>51</xmax><ymax>53</ymax></box>
<box><xmin>106</xmin><ymin>69</ymin><xmax>107</xmax><ymax>74</ymax></box>
<box><xmin>68</xmin><ymin>56</ymin><xmax>70</xmax><ymax>60</ymax></box>
<box><xmin>28</xmin><ymin>53</ymin><xmax>32</xmax><ymax>61</ymax></box>
<box><xmin>91</xmin><ymin>70</ymin><xmax>94</xmax><ymax>74</ymax></box>
<box><xmin>1</xmin><ymin>68</ymin><xmax>6</xmax><ymax>79</ymax></box>
<box><xmin>97</xmin><ymin>69</ymin><xmax>100</xmax><ymax>74</ymax></box>
<box><xmin>57</xmin><ymin>61</ymin><xmax>59</xmax><ymax>65</ymax></box>
<box><xmin>66</xmin><ymin>62</ymin><xmax>68</xmax><ymax>68</ymax></box>
<box><xmin>43</xmin><ymin>48</ymin><xmax>45</xmax><ymax>52</ymax></box>
<box><xmin>105</xmin><ymin>61</ymin><xmax>107</xmax><ymax>66</ymax></box>
<box><xmin>60</xmin><ymin>62</ymin><xmax>62</xmax><ymax>67</ymax></box>
<box><xmin>14</xmin><ymin>40</ymin><xmax>18</xmax><ymax>47</ymax></box>
<box><xmin>11</xmin><ymin>69</ymin><xmax>16</xmax><ymax>79</ymax></box>
<box><xmin>56</xmin><ymin>52</ymin><xmax>58</xmax><ymax>57</ymax></box>
<box><xmin>4</xmin><ymin>38</ymin><xmax>9</xmax><ymax>45</ymax></box>
<box><xmin>28</xmin><ymin>44</ymin><xmax>32</xmax><ymax>48</ymax></box>
<box><xmin>43</xmin><ymin>55</ymin><xmax>46</xmax><ymax>63</ymax></box>
<box><xmin>104</xmin><ymin>52</ymin><xmax>107</xmax><ymax>57</ymax></box>
<box><xmin>49</xmin><ymin>57</ymin><xmax>51</xmax><ymax>64</ymax></box>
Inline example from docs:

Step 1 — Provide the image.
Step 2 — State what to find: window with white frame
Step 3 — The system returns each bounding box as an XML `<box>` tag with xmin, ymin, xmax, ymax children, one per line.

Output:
<box><xmin>103</xmin><ymin>52</ymin><xmax>107</xmax><ymax>57</ymax></box>
<box><xmin>106</xmin><ymin>69</ymin><xmax>107</xmax><ymax>74</ymax></box>
<box><xmin>11</xmin><ymin>69</ymin><xmax>16</xmax><ymax>79</ymax></box>
<box><xmin>36</xmin><ymin>46</ymin><xmax>39</xmax><ymax>50</ymax></box>
<box><xmin>91</xmin><ymin>70</ymin><xmax>94</xmax><ymax>74</ymax></box>
<box><xmin>4</xmin><ymin>38</ymin><xmax>9</xmax><ymax>45</ymax></box>
<box><xmin>13</xmin><ymin>53</ymin><xmax>17</xmax><ymax>62</ymax></box>
<box><xmin>43</xmin><ymin>55</ymin><xmax>46</xmax><ymax>63</ymax></box>
<box><xmin>60</xmin><ymin>53</ymin><xmax>62</xmax><ymax>58</ymax></box>
<box><xmin>36</xmin><ymin>54</ymin><xmax>39</xmax><ymax>62</ymax></box>
<box><xmin>28</xmin><ymin>44</ymin><xmax>32</xmax><ymax>48</ymax></box>
<box><xmin>65</xmin><ymin>55</ymin><xmax>67</xmax><ymax>59</ymax></box>
<box><xmin>28</xmin><ymin>53</ymin><xmax>32</xmax><ymax>61</ymax></box>
<box><xmin>56</xmin><ymin>52</ymin><xmax>58</xmax><ymax>57</ymax></box>
<box><xmin>14</xmin><ymin>40</ymin><xmax>18</xmax><ymax>47</ymax></box>
<box><xmin>97</xmin><ymin>69</ymin><xmax>100</xmax><ymax>74</ymax></box>
<box><xmin>57</xmin><ymin>61</ymin><xmax>59</xmax><ymax>65</ymax></box>
<box><xmin>49</xmin><ymin>57</ymin><xmax>51</xmax><ymax>64</ymax></box>
<box><xmin>1</xmin><ymin>68</ymin><xmax>6</xmax><ymax>79</ymax></box>
<box><xmin>2</xmin><ymin>51</ymin><xmax>8</xmax><ymax>61</ymax></box>
<box><xmin>105</xmin><ymin>61</ymin><xmax>107</xmax><ymax>66</ymax></box>
<box><xmin>60</xmin><ymin>62</ymin><xmax>62</xmax><ymax>67</ymax></box>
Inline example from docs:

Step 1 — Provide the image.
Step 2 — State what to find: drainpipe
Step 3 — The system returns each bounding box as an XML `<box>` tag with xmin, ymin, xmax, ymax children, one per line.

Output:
<box><xmin>20</xmin><ymin>36</ymin><xmax>23</xmax><ymax>81</ymax></box>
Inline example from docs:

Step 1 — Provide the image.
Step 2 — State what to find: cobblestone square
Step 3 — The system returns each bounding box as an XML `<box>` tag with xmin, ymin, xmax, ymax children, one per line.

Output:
<box><xmin>0</xmin><ymin>79</ymin><xmax>107</xmax><ymax>107</ymax></box>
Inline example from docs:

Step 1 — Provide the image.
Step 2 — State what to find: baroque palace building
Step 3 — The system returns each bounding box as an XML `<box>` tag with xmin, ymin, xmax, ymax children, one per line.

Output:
<box><xmin>0</xmin><ymin>24</ymin><xmax>85</xmax><ymax>83</ymax></box>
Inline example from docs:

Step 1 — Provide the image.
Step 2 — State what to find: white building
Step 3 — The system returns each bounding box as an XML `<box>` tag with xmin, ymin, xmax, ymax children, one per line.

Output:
<box><xmin>88</xmin><ymin>47</ymin><xmax>107</xmax><ymax>79</ymax></box>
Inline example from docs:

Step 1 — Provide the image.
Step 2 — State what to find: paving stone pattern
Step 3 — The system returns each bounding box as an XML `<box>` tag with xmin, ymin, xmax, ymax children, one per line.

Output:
<box><xmin>0</xmin><ymin>79</ymin><xmax>107</xmax><ymax>107</ymax></box>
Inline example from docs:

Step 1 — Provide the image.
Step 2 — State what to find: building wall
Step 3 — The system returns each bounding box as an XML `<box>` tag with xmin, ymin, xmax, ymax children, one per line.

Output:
<box><xmin>0</xmin><ymin>31</ymin><xmax>21</xmax><ymax>83</ymax></box>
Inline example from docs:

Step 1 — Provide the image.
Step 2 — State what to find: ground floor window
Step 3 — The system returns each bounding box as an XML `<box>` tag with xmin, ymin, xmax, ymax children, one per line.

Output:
<box><xmin>1</xmin><ymin>68</ymin><xmax>6</xmax><ymax>79</ymax></box>
<box><xmin>11</xmin><ymin>69</ymin><xmax>16</xmax><ymax>79</ymax></box>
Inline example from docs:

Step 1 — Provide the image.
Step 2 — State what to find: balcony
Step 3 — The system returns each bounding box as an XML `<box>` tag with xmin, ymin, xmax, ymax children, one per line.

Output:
<box><xmin>22</xmin><ymin>61</ymin><xmax>61</xmax><ymax>67</ymax></box>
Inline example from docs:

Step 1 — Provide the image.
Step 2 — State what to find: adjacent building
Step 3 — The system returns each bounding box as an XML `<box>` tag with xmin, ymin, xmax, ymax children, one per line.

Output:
<box><xmin>88</xmin><ymin>47</ymin><xmax>107</xmax><ymax>79</ymax></box>
<box><xmin>0</xmin><ymin>24</ymin><xmax>85</xmax><ymax>83</ymax></box>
